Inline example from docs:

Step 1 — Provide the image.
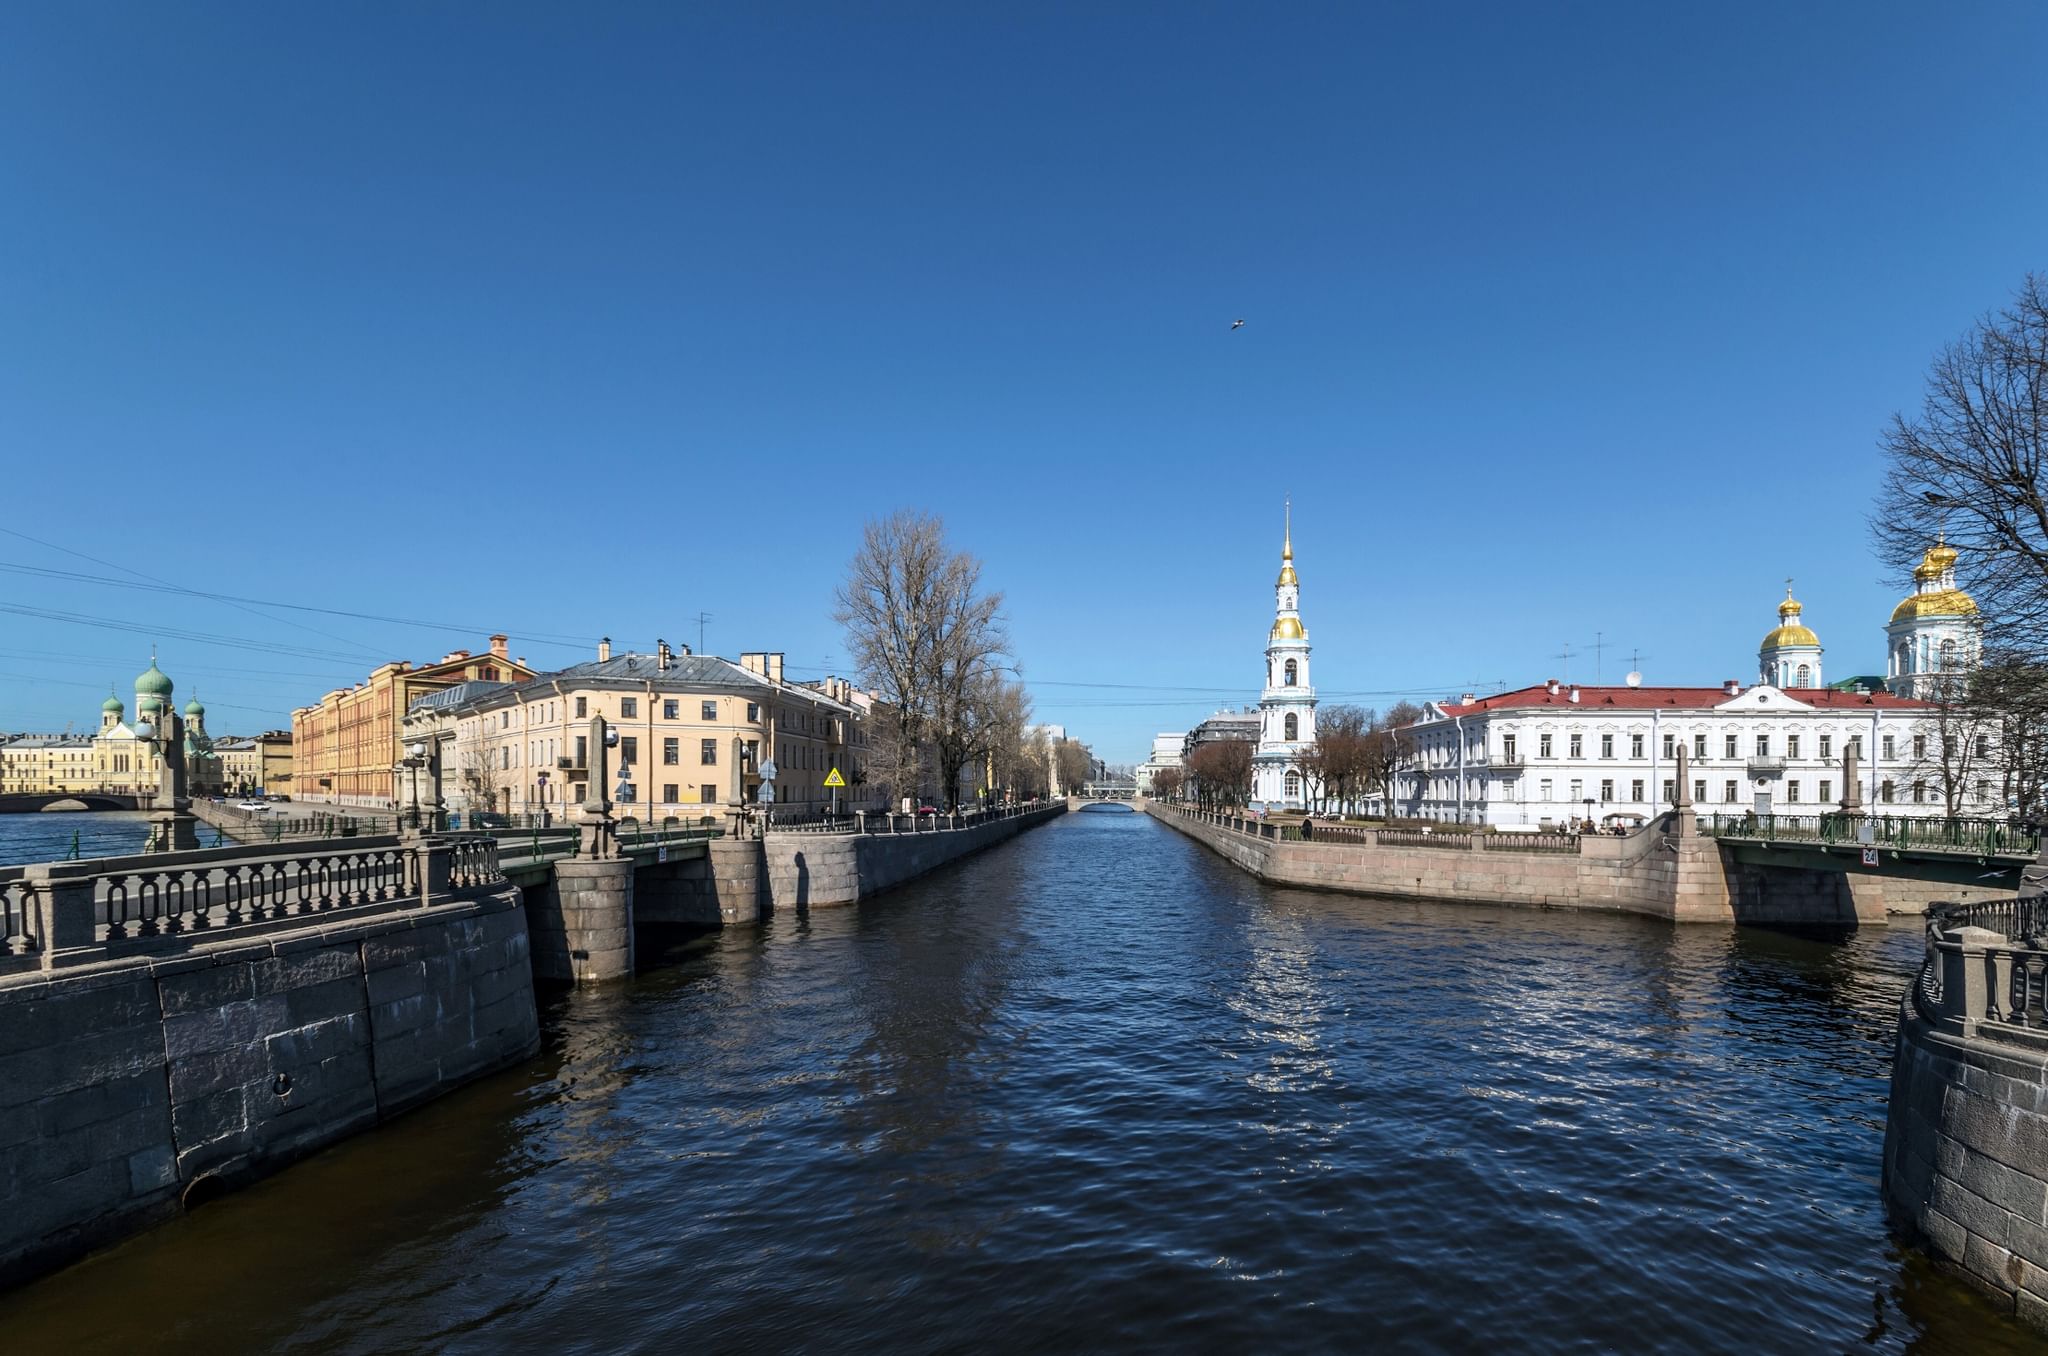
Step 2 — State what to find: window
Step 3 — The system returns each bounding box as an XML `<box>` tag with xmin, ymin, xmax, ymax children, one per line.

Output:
<box><xmin>701</xmin><ymin>784</ymin><xmax>718</xmax><ymax>804</ymax></box>
<box><xmin>500</xmin><ymin>712</ymin><xmax>509</xmax><ymax>729</ymax></box>
<box><xmin>1723</xmin><ymin>734</ymin><xmax>1738</xmax><ymax>759</ymax></box>
<box><xmin>1630</xmin><ymin>734</ymin><xmax>1644</xmax><ymax>758</ymax></box>
<box><xmin>621</xmin><ymin>697</ymin><xmax>638</xmax><ymax>719</ymax></box>
<box><xmin>1694</xmin><ymin>734</ymin><xmax>1708</xmax><ymax>760</ymax></box>
<box><xmin>1794</xmin><ymin>664</ymin><xmax>1811</xmax><ymax>688</ymax></box>
<box><xmin>1755</xmin><ymin>735</ymin><xmax>1770</xmax><ymax>757</ymax></box>
<box><xmin>501</xmin><ymin>748</ymin><xmax>511</xmax><ymax>770</ymax></box>
<box><xmin>663</xmin><ymin>700</ymin><xmax>679</xmax><ymax>720</ymax></box>
<box><xmin>1976</xmin><ymin>779</ymin><xmax>1989</xmax><ymax>803</ymax></box>
<box><xmin>1284</xmin><ymin>771</ymin><xmax>1300</xmax><ymax>796</ymax></box>
<box><xmin>1539</xmin><ymin>778</ymin><xmax>1552</xmax><ymax>801</ymax></box>
<box><xmin>1600</xmin><ymin>735</ymin><xmax>1613</xmax><ymax>759</ymax></box>
<box><xmin>1284</xmin><ymin>713</ymin><xmax>1298</xmax><ymax>741</ymax></box>
<box><xmin>1662</xmin><ymin>733</ymin><xmax>1675</xmax><ymax>758</ymax></box>
<box><xmin>1503</xmin><ymin>735</ymin><xmax>1517</xmax><ymax>760</ymax></box>
<box><xmin>1284</xmin><ymin>660</ymin><xmax>1298</xmax><ymax>687</ymax></box>
<box><xmin>663</xmin><ymin>738</ymin><xmax>680</xmax><ymax>765</ymax></box>
<box><xmin>746</xmin><ymin>703</ymin><xmax>760</xmax><ymax>723</ymax></box>
<box><xmin>575</xmin><ymin>697</ymin><xmax>587</xmax><ymax>718</ymax></box>
<box><xmin>1631</xmin><ymin>779</ymin><xmax>1644</xmax><ymax>801</ymax></box>
<box><xmin>575</xmin><ymin>735</ymin><xmax>587</xmax><ymax>767</ymax></box>
<box><xmin>1882</xmin><ymin>735</ymin><xmax>1895</xmax><ymax>760</ymax></box>
<box><xmin>572</xmin><ymin>782</ymin><xmax>586</xmax><ymax>802</ymax></box>
<box><xmin>1569</xmin><ymin>735</ymin><xmax>1583</xmax><ymax>758</ymax></box>
<box><xmin>1819</xmin><ymin>780</ymin><xmax>1832</xmax><ymax>804</ymax></box>
<box><xmin>1913</xmin><ymin>780</ymin><xmax>1927</xmax><ymax>804</ymax></box>
<box><xmin>1881</xmin><ymin>780</ymin><xmax>1895</xmax><ymax>803</ymax></box>
<box><xmin>1693</xmin><ymin>779</ymin><xmax>1707</xmax><ymax>803</ymax></box>
<box><xmin>1787</xmin><ymin>779</ymin><xmax>1801</xmax><ymax>802</ymax></box>
<box><xmin>1787</xmin><ymin>735</ymin><xmax>1800</xmax><ymax>759</ymax></box>
<box><xmin>1819</xmin><ymin>734</ymin><xmax>1832</xmax><ymax>760</ymax></box>
<box><xmin>618</xmin><ymin>782</ymin><xmax>636</xmax><ymax>804</ymax></box>
<box><xmin>1913</xmin><ymin>735</ymin><xmax>1926</xmax><ymax>759</ymax></box>
<box><xmin>1724</xmin><ymin>780</ymin><xmax>1738</xmax><ymax>803</ymax></box>
<box><xmin>1662</xmin><ymin>779</ymin><xmax>1675</xmax><ymax>804</ymax></box>
<box><xmin>1848</xmin><ymin>734</ymin><xmax>1862</xmax><ymax>757</ymax></box>
<box><xmin>1940</xmin><ymin>638</ymin><xmax>1957</xmax><ymax>670</ymax></box>
<box><xmin>620</xmin><ymin>736</ymin><xmax>638</xmax><ymax>765</ymax></box>
<box><xmin>1569</xmin><ymin>778</ymin><xmax>1583</xmax><ymax>801</ymax></box>
<box><xmin>663</xmin><ymin>783</ymin><xmax>678</xmax><ymax>803</ymax></box>
<box><xmin>1978</xmin><ymin>736</ymin><xmax>1993</xmax><ymax>758</ymax></box>
<box><xmin>1539</xmin><ymin>734</ymin><xmax>1553</xmax><ymax>758</ymax></box>
<box><xmin>699</xmin><ymin>701</ymin><xmax>717</xmax><ymax>721</ymax></box>
<box><xmin>700</xmin><ymin>739</ymin><xmax>717</xmax><ymax>765</ymax></box>
<box><xmin>1599</xmin><ymin>779</ymin><xmax>1613</xmax><ymax>802</ymax></box>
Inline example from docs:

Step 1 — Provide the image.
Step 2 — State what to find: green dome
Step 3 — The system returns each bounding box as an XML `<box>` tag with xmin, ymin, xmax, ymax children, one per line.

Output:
<box><xmin>102</xmin><ymin>689</ymin><xmax>125</xmax><ymax>714</ymax></box>
<box><xmin>135</xmin><ymin>658</ymin><xmax>173</xmax><ymax>699</ymax></box>
<box><xmin>184</xmin><ymin>697</ymin><xmax>205</xmax><ymax>717</ymax></box>
<box><xmin>138</xmin><ymin>694</ymin><xmax>164</xmax><ymax>717</ymax></box>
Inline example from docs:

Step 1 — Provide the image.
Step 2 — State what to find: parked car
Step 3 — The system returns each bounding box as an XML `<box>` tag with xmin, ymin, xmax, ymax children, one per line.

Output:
<box><xmin>236</xmin><ymin>801</ymin><xmax>274</xmax><ymax>813</ymax></box>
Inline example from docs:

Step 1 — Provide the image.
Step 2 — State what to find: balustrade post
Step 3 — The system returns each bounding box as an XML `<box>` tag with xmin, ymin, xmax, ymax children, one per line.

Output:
<box><xmin>30</xmin><ymin>868</ymin><xmax>98</xmax><ymax>969</ymax></box>
<box><xmin>416</xmin><ymin>838</ymin><xmax>455</xmax><ymax>908</ymax></box>
<box><xmin>1943</xmin><ymin>925</ymin><xmax>2005</xmax><ymax>1033</ymax></box>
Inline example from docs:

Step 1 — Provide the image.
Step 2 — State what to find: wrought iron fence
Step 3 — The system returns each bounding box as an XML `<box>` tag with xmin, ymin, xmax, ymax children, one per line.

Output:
<box><xmin>1700</xmin><ymin>811</ymin><xmax>2040</xmax><ymax>858</ymax></box>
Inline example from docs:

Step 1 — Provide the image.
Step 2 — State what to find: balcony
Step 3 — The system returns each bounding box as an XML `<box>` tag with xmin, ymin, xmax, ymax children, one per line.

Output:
<box><xmin>1746</xmin><ymin>757</ymin><xmax>1785</xmax><ymax>777</ymax></box>
<box><xmin>1491</xmin><ymin>755</ymin><xmax>1525</xmax><ymax>775</ymax></box>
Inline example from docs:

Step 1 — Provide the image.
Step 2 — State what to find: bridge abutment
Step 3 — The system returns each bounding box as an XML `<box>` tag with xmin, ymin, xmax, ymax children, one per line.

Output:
<box><xmin>532</xmin><ymin>858</ymin><xmax>636</xmax><ymax>983</ymax></box>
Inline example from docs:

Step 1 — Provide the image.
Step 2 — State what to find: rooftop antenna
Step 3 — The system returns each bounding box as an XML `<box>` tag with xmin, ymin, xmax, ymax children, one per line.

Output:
<box><xmin>1626</xmin><ymin>648</ymin><xmax>1647</xmax><ymax>689</ymax></box>
<box><xmin>1556</xmin><ymin>641</ymin><xmax>1575</xmax><ymax>684</ymax></box>
<box><xmin>1595</xmin><ymin>631</ymin><xmax>1605</xmax><ymax>685</ymax></box>
<box><xmin>692</xmin><ymin>612</ymin><xmax>711</xmax><ymax>655</ymax></box>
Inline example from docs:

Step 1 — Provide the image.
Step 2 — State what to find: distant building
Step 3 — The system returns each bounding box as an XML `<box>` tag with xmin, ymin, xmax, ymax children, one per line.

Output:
<box><xmin>1</xmin><ymin>656</ymin><xmax>216</xmax><ymax>797</ymax></box>
<box><xmin>1252</xmin><ymin>509</ymin><xmax>1316</xmax><ymax>811</ymax></box>
<box><xmin>1134</xmin><ymin>732</ymin><xmax>1186</xmax><ymax>794</ymax></box>
<box><xmin>1400</xmin><ymin>545</ymin><xmax>1997</xmax><ymax>827</ymax></box>
<box><xmin>292</xmin><ymin>635</ymin><xmax>534</xmax><ymax>809</ymax></box>
<box><xmin>214</xmin><ymin>731</ymin><xmax>293</xmax><ymax>797</ymax></box>
<box><xmin>1182</xmin><ymin>709</ymin><xmax>1260</xmax><ymax>760</ymax></box>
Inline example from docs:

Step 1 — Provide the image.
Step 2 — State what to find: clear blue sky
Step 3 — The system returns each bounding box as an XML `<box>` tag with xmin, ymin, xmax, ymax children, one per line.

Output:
<box><xmin>2</xmin><ymin>4</ymin><xmax>2044</xmax><ymax>762</ymax></box>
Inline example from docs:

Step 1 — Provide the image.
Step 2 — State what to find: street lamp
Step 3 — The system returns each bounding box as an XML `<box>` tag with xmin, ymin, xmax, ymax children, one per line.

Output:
<box><xmin>400</xmin><ymin>739</ymin><xmax>428</xmax><ymax>833</ymax></box>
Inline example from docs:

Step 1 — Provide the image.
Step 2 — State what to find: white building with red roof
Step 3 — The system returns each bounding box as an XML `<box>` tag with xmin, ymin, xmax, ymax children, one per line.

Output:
<box><xmin>1395</xmin><ymin>546</ymin><xmax>1995</xmax><ymax>828</ymax></box>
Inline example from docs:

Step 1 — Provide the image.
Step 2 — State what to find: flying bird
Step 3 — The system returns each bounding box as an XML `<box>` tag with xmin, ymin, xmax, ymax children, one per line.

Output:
<box><xmin>1231</xmin><ymin>318</ymin><xmax>1245</xmax><ymax>330</ymax></box>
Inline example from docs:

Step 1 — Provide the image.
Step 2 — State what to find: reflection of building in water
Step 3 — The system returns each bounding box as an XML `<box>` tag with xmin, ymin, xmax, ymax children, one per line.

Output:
<box><xmin>1228</xmin><ymin>916</ymin><xmax>1334</xmax><ymax>1097</ymax></box>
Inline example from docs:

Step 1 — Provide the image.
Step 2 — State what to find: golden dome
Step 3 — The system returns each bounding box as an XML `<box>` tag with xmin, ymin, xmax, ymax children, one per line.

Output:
<box><xmin>1763</xmin><ymin>624</ymin><xmax>1821</xmax><ymax>648</ymax></box>
<box><xmin>1891</xmin><ymin>589</ymin><xmax>1978</xmax><ymax>623</ymax></box>
<box><xmin>1271</xmin><ymin>616</ymin><xmax>1307</xmax><ymax>642</ymax></box>
<box><xmin>1277</xmin><ymin>562</ymin><xmax>1298</xmax><ymax>587</ymax></box>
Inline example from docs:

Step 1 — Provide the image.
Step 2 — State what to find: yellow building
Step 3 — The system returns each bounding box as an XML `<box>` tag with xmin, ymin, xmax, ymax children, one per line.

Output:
<box><xmin>420</xmin><ymin>643</ymin><xmax>876</xmax><ymax>820</ymax></box>
<box><xmin>214</xmin><ymin>731</ymin><xmax>294</xmax><ymax>798</ymax></box>
<box><xmin>293</xmin><ymin>636</ymin><xmax>533</xmax><ymax>809</ymax></box>
<box><xmin>1</xmin><ymin>656</ymin><xmax>217</xmax><ymax>798</ymax></box>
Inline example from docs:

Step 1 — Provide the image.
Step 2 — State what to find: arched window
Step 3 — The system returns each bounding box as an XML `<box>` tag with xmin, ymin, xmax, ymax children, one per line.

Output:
<box><xmin>1939</xmin><ymin>638</ymin><xmax>1956</xmax><ymax>671</ymax></box>
<box><xmin>1284</xmin><ymin>659</ymin><xmax>1298</xmax><ymax>687</ymax></box>
<box><xmin>1896</xmin><ymin>643</ymin><xmax>1910</xmax><ymax>675</ymax></box>
<box><xmin>1284</xmin><ymin>713</ymin><xmax>1299</xmax><ymax>741</ymax></box>
<box><xmin>1284</xmin><ymin>771</ymin><xmax>1300</xmax><ymax>798</ymax></box>
<box><xmin>1794</xmin><ymin>663</ymin><xmax>1811</xmax><ymax>688</ymax></box>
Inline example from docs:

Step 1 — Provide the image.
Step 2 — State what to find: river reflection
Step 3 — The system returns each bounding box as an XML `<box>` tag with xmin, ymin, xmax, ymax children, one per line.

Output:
<box><xmin>0</xmin><ymin>810</ymin><xmax>2038</xmax><ymax>1353</ymax></box>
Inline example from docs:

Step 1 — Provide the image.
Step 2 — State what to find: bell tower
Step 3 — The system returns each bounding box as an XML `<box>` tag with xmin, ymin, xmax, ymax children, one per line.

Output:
<box><xmin>1254</xmin><ymin>502</ymin><xmax>1317</xmax><ymax>810</ymax></box>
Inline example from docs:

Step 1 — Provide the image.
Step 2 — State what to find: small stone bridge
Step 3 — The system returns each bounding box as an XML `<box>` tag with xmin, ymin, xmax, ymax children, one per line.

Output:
<box><xmin>0</xmin><ymin>793</ymin><xmax>147</xmax><ymax>814</ymax></box>
<box><xmin>1698</xmin><ymin>812</ymin><xmax>2039</xmax><ymax>890</ymax></box>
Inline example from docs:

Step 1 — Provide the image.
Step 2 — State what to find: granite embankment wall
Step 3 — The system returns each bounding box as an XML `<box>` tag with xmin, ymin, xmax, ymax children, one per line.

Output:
<box><xmin>635</xmin><ymin>805</ymin><xmax>1068</xmax><ymax>926</ymax></box>
<box><xmin>0</xmin><ymin>889</ymin><xmax>538</xmax><ymax>1289</ymax></box>
<box><xmin>1885</xmin><ymin>923</ymin><xmax>2048</xmax><ymax>1330</ymax></box>
<box><xmin>1152</xmin><ymin>805</ymin><xmax>1685</xmax><ymax>918</ymax></box>
<box><xmin>1148</xmin><ymin>804</ymin><xmax>1943</xmax><ymax>925</ymax></box>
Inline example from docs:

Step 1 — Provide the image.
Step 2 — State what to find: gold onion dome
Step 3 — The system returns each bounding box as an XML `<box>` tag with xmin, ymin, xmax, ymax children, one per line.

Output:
<box><xmin>1894</xmin><ymin>541</ymin><xmax>1978</xmax><ymax>622</ymax></box>
<box><xmin>1271</xmin><ymin>616</ymin><xmax>1307</xmax><ymax>641</ymax></box>
<box><xmin>1763</xmin><ymin>593</ymin><xmax>1819</xmax><ymax>649</ymax></box>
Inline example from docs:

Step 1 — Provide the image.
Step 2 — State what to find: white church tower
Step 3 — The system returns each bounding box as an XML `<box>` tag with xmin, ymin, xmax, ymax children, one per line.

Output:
<box><xmin>1254</xmin><ymin>505</ymin><xmax>1317</xmax><ymax>811</ymax></box>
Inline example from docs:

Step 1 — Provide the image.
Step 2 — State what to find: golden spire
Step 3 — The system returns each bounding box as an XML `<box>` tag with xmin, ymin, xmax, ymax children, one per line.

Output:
<box><xmin>1277</xmin><ymin>500</ymin><xmax>1298</xmax><ymax>587</ymax></box>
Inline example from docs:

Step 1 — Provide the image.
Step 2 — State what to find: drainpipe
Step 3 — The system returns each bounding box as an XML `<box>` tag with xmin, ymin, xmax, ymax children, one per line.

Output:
<box><xmin>1454</xmin><ymin>714</ymin><xmax>1466</xmax><ymax>824</ymax></box>
<box><xmin>1870</xmin><ymin>710</ymin><xmax>1882</xmax><ymax>809</ymax></box>
<box><xmin>1650</xmin><ymin>708</ymin><xmax>1661</xmax><ymax>820</ymax></box>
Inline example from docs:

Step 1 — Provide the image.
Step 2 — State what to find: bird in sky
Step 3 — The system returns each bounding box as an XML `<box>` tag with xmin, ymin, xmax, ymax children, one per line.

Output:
<box><xmin>1230</xmin><ymin>319</ymin><xmax>1245</xmax><ymax>330</ymax></box>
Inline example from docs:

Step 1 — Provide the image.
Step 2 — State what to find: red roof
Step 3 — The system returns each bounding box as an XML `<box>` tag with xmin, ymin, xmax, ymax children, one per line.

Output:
<box><xmin>1435</xmin><ymin>682</ymin><xmax>1929</xmax><ymax>716</ymax></box>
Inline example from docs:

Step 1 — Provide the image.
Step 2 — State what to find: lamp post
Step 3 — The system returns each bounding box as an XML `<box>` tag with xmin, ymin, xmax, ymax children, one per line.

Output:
<box><xmin>133</xmin><ymin>709</ymin><xmax>198</xmax><ymax>853</ymax></box>
<box><xmin>399</xmin><ymin>740</ymin><xmax>429</xmax><ymax>835</ymax></box>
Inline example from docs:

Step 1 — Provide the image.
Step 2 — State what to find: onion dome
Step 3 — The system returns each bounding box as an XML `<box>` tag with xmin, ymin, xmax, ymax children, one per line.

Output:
<box><xmin>136</xmin><ymin>657</ymin><xmax>173</xmax><ymax>699</ymax></box>
<box><xmin>102</xmin><ymin>688</ymin><xmax>125</xmax><ymax>715</ymax></box>
<box><xmin>1271</xmin><ymin>616</ymin><xmax>1307</xmax><ymax>641</ymax></box>
<box><xmin>1762</xmin><ymin>593</ymin><xmax>1820</xmax><ymax>649</ymax></box>
<box><xmin>1892</xmin><ymin>540</ymin><xmax>1979</xmax><ymax>622</ymax></box>
<box><xmin>184</xmin><ymin>696</ymin><xmax>205</xmax><ymax>718</ymax></box>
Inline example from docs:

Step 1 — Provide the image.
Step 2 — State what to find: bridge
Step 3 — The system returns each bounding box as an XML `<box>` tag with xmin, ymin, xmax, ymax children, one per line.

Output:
<box><xmin>1079</xmin><ymin>779</ymin><xmax>1138</xmax><ymax>801</ymax></box>
<box><xmin>1697</xmin><ymin>812</ymin><xmax>2040</xmax><ymax>889</ymax></box>
<box><xmin>0</xmin><ymin>792</ymin><xmax>146</xmax><ymax>814</ymax></box>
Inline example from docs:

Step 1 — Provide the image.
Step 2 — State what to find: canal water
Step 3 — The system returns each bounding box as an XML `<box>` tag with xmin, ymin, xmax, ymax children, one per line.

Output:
<box><xmin>0</xmin><ymin>810</ymin><xmax>2037</xmax><ymax>1353</ymax></box>
<box><xmin>0</xmin><ymin>811</ymin><xmax>153</xmax><ymax>866</ymax></box>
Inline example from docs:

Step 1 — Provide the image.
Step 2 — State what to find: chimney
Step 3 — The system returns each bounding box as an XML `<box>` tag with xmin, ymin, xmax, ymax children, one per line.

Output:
<box><xmin>599</xmin><ymin>636</ymin><xmax>612</xmax><ymax>662</ymax></box>
<box><xmin>1546</xmin><ymin>678</ymin><xmax>1560</xmax><ymax>695</ymax></box>
<box><xmin>768</xmin><ymin>652</ymin><xmax>783</xmax><ymax>683</ymax></box>
<box><xmin>1724</xmin><ymin>678</ymin><xmax>1741</xmax><ymax>696</ymax></box>
<box><xmin>1567</xmin><ymin>685</ymin><xmax>1580</xmax><ymax>704</ymax></box>
<box><xmin>1459</xmin><ymin>693</ymin><xmax>1475</xmax><ymax>705</ymax></box>
<box><xmin>657</xmin><ymin>639</ymin><xmax>672</xmax><ymax>672</ymax></box>
<box><xmin>489</xmin><ymin>634</ymin><xmax>508</xmax><ymax>659</ymax></box>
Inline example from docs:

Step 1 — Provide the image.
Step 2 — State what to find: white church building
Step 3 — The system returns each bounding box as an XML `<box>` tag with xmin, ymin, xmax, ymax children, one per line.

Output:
<box><xmin>1397</xmin><ymin>540</ymin><xmax>1993</xmax><ymax>828</ymax></box>
<box><xmin>1252</xmin><ymin>510</ymin><xmax>1317</xmax><ymax>811</ymax></box>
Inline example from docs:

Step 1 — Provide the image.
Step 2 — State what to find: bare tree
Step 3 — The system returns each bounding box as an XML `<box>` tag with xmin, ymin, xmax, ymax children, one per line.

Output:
<box><xmin>1361</xmin><ymin>701</ymin><xmax>1423</xmax><ymax>818</ymax></box>
<box><xmin>1187</xmin><ymin>738</ymin><xmax>1255</xmax><ymax>807</ymax></box>
<box><xmin>1054</xmin><ymin>737</ymin><xmax>1093</xmax><ymax>795</ymax></box>
<box><xmin>836</xmin><ymin>510</ymin><xmax>1012</xmax><ymax>810</ymax></box>
<box><xmin>1151</xmin><ymin>766</ymin><xmax>1186</xmax><ymax>800</ymax></box>
<box><xmin>1874</xmin><ymin>274</ymin><xmax>2048</xmax><ymax>656</ymax></box>
<box><xmin>459</xmin><ymin>738</ymin><xmax>501</xmax><ymax>815</ymax></box>
<box><xmin>1978</xmin><ymin>654</ymin><xmax>2048</xmax><ymax>821</ymax></box>
<box><xmin>1894</xmin><ymin>673</ymin><xmax>1996</xmax><ymax>818</ymax></box>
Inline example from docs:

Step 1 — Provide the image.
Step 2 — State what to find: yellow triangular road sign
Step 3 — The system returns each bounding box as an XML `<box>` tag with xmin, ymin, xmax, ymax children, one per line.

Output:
<box><xmin>824</xmin><ymin>767</ymin><xmax>846</xmax><ymax>788</ymax></box>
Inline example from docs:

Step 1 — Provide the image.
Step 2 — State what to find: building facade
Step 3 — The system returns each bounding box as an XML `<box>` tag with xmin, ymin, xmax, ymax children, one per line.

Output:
<box><xmin>2</xmin><ymin>657</ymin><xmax>216</xmax><ymax>798</ymax></box>
<box><xmin>1252</xmin><ymin>511</ymin><xmax>1316</xmax><ymax>810</ymax></box>
<box><xmin>292</xmin><ymin>635</ymin><xmax>533</xmax><ymax>809</ymax></box>
<box><xmin>1398</xmin><ymin>550</ymin><xmax>1995</xmax><ymax>827</ymax></box>
<box><xmin>419</xmin><ymin>645</ymin><xmax>878</xmax><ymax>821</ymax></box>
<box><xmin>1134</xmin><ymin>732</ymin><xmax>1187</xmax><ymax>794</ymax></box>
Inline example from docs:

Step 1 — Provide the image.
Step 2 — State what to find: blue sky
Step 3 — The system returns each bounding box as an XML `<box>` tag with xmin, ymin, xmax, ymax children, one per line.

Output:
<box><xmin>2</xmin><ymin>4</ymin><xmax>2044</xmax><ymax>762</ymax></box>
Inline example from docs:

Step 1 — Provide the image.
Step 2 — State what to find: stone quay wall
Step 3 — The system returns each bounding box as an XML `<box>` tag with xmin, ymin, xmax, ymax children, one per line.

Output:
<box><xmin>633</xmin><ymin>804</ymin><xmax>1067</xmax><ymax>927</ymax></box>
<box><xmin>0</xmin><ymin>889</ymin><xmax>539</xmax><ymax>1289</ymax></box>
<box><xmin>1885</xmin><ymin>920</ymin><xmax>2048</xmax><ymax>1330</ymax></box>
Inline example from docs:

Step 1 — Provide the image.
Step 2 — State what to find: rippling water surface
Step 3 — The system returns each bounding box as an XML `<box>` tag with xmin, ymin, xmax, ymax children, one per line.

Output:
<box><xmin>2</xmin><ymin>810</ymin><xmax>2038</xmax><ymax>1352</ymax></box>
<box><xmin>0</xmin><ymin>811</ymin><xmax>151</xmax><ymax>866</ymax></box>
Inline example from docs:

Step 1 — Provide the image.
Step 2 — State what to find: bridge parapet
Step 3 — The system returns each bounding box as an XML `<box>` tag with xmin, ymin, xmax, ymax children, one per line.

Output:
<box><xmin>1700</xmin><ymin>811</ymin><xmax>2040</xmax><ymax>860</ymax></box>
<box><xmin>0</xmin><ymin>834</ymin><xmax>505</xmax><ymax>980</ymax></box>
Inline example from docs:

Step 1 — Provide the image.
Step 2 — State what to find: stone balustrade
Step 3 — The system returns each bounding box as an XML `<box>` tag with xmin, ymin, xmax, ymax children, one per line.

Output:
<box><xmin>0</xmin><ymin>835</ymin><xmax>504</xmax><ymax>980</ymax></box>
